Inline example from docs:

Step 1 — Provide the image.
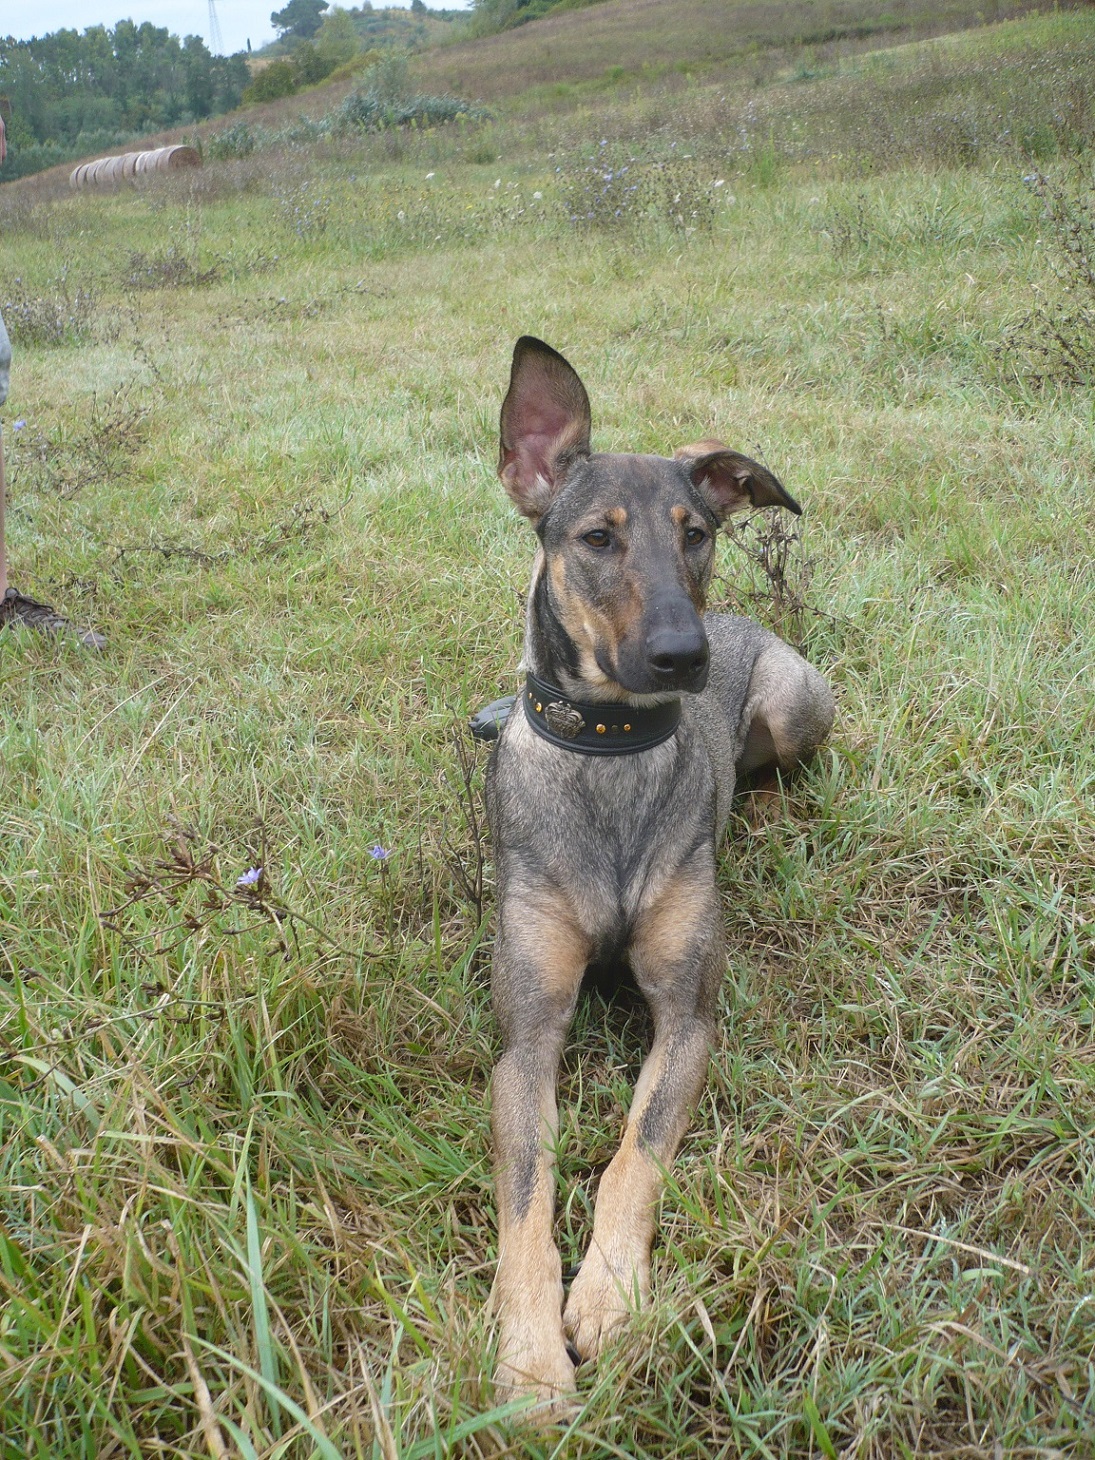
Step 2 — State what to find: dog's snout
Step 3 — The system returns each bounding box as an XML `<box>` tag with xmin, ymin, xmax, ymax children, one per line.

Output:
<box><xmin>647</xmin><ymin>624</ymin><xmax>709</xmax><ymax>683</ymax></box>
<box><xmin>644</xmin><ymin>595</ymin><xmax>709</xmax><ymax>690</ymax></box>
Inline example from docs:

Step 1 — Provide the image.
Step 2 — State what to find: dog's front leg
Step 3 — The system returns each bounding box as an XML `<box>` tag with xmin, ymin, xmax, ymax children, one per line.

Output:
<box><xmin>564</xmin><ymin>865</ymin><xmax>721</xmax><ymax>1361</ymax></box>
<box><xmin>490</xmin><ymin>890</ymin><xmax>588</xmax><ymax>1412</ymax></box>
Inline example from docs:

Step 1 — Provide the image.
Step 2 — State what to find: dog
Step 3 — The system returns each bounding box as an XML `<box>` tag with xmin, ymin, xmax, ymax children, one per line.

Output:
<box><xmin>484</xmin><ymin>336</ymin><xmax>834</xmax><ymax>1410</ymax></box>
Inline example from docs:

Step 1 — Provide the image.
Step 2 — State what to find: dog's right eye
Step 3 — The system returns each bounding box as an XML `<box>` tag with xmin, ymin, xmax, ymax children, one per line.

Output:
<box><xmin>582</xmin><ymin>529</ymin><xmax>612</xmax><ymax>549</ymax></box>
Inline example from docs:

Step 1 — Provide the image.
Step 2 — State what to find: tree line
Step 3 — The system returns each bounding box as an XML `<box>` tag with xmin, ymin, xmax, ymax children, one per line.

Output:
<box><xmin>0</xmin><ymin>6</ymin><xmax>470</xmax><ymax>183</ymax></box>
<box><xmin>0</xmin><ymin>22</ymin><xmax>249</xmax><ymax>180</ymax></box>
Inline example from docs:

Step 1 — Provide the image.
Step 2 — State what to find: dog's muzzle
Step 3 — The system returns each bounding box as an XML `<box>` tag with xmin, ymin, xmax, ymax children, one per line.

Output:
<box><xmin>616</xmin><ymin>592</ymin><xmax>709</xmax><ymax>695</ymax></box>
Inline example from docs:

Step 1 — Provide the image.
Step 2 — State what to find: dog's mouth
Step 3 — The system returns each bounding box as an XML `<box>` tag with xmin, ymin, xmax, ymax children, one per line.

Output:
<box><xmin>598</xmin><ymin>600</ymin><xmax>711</xmax><ymax>698</ymax></box>
<box><xmin>595</xmin><ymin>644</ymin><xmax>710</xmax><ymax>700</ymax></box>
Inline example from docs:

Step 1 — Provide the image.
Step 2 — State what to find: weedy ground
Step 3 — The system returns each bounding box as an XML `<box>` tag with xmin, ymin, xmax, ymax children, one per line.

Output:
<box><xmin>1</xmin><ymin>3</ymin><xmax>1094</xmax><ymax>1457</ymax></box>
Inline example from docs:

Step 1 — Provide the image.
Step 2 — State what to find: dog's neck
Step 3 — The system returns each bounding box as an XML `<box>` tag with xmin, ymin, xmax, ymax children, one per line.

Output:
<box><xmin>523</xmin><ymin>555</ymin><xmax>588</xmax><ymax>700</ymax></box>
<box><xmin>521</xmin><ymin>670</ymin><xmax>682</xmax><ymax>756</ymax></box>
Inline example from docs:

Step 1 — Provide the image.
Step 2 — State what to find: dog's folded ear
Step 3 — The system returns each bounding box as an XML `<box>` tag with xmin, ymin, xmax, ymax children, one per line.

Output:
<box><xmin>499</xmin><ymin>337</ymin><xmax>592</xmax><ymax>520</ymax></box>
<box><xmin>674</xmin><ymin>439</ymin><xmax>801</xmax><ymax>520</ymax></box>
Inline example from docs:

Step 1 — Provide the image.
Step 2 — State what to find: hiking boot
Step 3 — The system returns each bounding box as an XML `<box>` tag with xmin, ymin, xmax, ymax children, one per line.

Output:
<box><xmin>0</xmin><ymin>586</ymin><xmax>106</xmax><ymax>649</ymax></box>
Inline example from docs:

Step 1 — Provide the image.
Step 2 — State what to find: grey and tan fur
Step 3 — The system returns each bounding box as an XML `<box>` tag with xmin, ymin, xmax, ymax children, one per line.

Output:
<box><xmin>485</xmin><ymin>337</ymin><xmax>834</xmax><ymax>1411</ymax></box>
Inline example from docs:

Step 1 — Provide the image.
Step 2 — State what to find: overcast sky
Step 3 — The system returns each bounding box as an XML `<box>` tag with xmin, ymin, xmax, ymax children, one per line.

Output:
<box><xmin>1</xmin><ymin>1</ymin><xmax>471</xmax><ymax>59</ymax></box>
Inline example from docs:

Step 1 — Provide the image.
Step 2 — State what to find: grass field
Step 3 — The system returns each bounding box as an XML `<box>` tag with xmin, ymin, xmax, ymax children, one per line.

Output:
<box><xmin>1</xmin><ymin>0</ymin><xmax>1095</xmax><ymax>1455</ymax></box>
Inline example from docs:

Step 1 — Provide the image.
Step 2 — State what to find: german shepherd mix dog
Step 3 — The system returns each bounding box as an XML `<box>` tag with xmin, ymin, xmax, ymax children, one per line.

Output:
<box><xmin>485</xmin><ymin>337</ymin><xmax>834</xmax><ymax>1412</ymax></box>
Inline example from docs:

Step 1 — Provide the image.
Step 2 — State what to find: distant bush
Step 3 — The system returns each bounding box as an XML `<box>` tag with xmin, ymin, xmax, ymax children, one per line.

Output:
<box><xmin>0</xmin><ymin>127</ymin><xmax>139</xmax><ymax>182</ymax></box>
<box><xmin>336</xmin><ymin>53</ymin><xmax>486</xmax><ymax>132</ymax></box>
<box><xmin>357</xmin><ymin>51</ymin><xmax>411</xmax><ymax>108</ymax></box>
<box><xmin>205</xmin><ymin>122</ymin><xmax>258</xmax><ymax>160</ymax></box>
<box><xmin>0</xmin><ymin>141</ymin><xmax>71</xmax><ymax>183</ymax></box>
<box><xmin>338</xmin><ymin>87</ymin><xmax>483</xmax><ymax>132</ymax></box>
<box><xmin>202</xmin><ymin>71</ymin><xmax>486</xmax><ymax>168</ymax></box>
<box><xmin>243</xmin><ymin>60</ymin><xmax>297</xmax><ymax>105</ymax></box>
<box><xmin>314</xmin><ymin>6</ymin><xmax>362</xmax><ymax>70</ymax></box>
<box><xmin>290</xmin><ymin>41</ymin><xmax>337</xmax><ymax>88</ymax></box>
<box><xmin>285</xmin><ymin>37</ymin><xmax>382</xmax><ymax>92</ymax></box>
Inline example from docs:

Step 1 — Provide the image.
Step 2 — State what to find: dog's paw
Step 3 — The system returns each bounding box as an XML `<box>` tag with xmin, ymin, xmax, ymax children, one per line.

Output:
<box><xmin>495</xmin><ymin>1326</ymin><xmax>577</xmax><ymax>1420</ymax></box>
<box><xmin>563</xmin><ymin>1248</ymin><xmax>648</xmax><ymax>1360</ymax></box>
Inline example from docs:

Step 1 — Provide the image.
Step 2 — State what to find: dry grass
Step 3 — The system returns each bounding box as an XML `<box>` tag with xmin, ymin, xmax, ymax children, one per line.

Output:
<box><xmin>410</xmin><ymin>0</ymin><xmax>1082</xmax><ymax>103</ymax></box>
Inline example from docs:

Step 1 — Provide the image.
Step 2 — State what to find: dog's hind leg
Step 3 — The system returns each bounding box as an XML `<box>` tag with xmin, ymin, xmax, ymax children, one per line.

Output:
<box><xmin>490</xmin><ymin>886</ymin><xmax>589</xmax><ymax>1411</ymax></box>
<box><xmin>563</xmin><ymin>858</ymin><xmax>722</xmax><ymax>1361</ymax></box>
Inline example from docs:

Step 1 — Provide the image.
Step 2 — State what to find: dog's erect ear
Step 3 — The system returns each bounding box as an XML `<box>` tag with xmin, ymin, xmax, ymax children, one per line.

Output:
<box><xmin>674</xmin><ymin>439</ymin><xmax>801</xmax><ymax>520</ymax></box>
<box><xmin>499</xmin><ymin>337</ymin><xmax>592</xmax><ymax>520</ymax></box>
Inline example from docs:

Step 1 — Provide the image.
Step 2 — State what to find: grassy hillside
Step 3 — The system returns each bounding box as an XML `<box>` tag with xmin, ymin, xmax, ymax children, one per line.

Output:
<box><xmin>1</xmin><ymin>2</ymin><xmax>1094</xmax><ymax>1456</ymax></box>
<box><xmin>410</xmin><ymin>0</ymin><xmax>1078</xmax><ymax>102</ymax></box>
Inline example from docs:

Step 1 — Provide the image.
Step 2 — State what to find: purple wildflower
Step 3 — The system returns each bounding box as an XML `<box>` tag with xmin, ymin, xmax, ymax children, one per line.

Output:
<box><xmin>236</xmin><ymin>866</ymin><xmax>262</xmax><ymax>887</ymax></box>
<box><xmin>370</xmin><ymin>845</ymin><xmax>390</xmax><ymax>860</ymax></box>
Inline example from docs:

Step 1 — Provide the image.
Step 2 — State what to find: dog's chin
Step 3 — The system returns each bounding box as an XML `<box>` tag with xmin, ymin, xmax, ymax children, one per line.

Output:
<box><xmin>597</xmin><ymin>656</ymin><xmax>709</xmax><ymax>702</ymax></box>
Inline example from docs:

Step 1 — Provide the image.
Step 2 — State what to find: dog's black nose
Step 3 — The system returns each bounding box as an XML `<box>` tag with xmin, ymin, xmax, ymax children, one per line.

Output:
<box><xmin>646</xmin><ymin>623</ymin><xmax>709</xmax><ymax>688</ymax></box>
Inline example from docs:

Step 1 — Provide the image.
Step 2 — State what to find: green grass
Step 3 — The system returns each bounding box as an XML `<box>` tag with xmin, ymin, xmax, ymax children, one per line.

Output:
<box><xmin>1</xmin><ymin>3</ymin><xmax>1095</xmax><ymax>1455</ymax></box>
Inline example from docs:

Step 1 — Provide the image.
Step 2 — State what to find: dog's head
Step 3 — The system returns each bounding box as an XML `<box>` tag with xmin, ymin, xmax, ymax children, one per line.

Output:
<box><xmin>499</xmin><ymin>336</ymin><xmax>799</xmax><ymax>699</ymax></box>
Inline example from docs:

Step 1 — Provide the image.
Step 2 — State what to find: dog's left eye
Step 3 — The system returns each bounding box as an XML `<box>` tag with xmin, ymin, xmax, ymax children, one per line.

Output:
<box><xmin>685</xmin><ymin>526</ymin><xmax>708</xmax><ymax>546</ymax></box>
<box><xmin>582</xmin><ymin>529</ymin><xmax>612</xmax><ymax>549</ymax></box>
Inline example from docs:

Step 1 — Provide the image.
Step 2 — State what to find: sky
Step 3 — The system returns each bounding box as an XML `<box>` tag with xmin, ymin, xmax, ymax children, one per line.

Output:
<box><xmin>0</xmin><ymin>0</ymin><xmax>471</xmax><ymax>59</ymax></box>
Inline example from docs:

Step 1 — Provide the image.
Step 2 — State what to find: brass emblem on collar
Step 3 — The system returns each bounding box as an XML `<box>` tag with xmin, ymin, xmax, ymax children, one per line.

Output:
<box><xmin>544</xmin><ymin>700</ymin><xmax>585</xmax><ymax>739</ymax></box>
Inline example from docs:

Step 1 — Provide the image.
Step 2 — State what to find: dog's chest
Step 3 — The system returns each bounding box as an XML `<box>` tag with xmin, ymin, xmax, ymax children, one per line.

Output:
<box><xmin>488</xmin><ymin>710</ymin><xmax>718</xmax><ymax>939</ymax></box>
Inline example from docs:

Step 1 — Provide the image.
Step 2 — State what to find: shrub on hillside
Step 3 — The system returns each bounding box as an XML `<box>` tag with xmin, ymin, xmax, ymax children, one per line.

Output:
<box><xmin>358</xmin><ymin>51</ymin><xmax>411</xmax><ymax>108</ymax></box>
<box><xmin>205</xmin><ymin>122</ymin><xmax>258</xmax><ymax>160</ymax></box>
<box><xmin>338</xmin><ymin>55</ymin><xmax>486</xmax><ymax>132</ymax></box>
<box><xmin>243</xmin><ymin>60</ymin><xmax>297</xmax><ymax>105</ymax></box>
<box><xmin>465</xmin><ymin>0</ymin><xmax>608</xmax><ymax>38</ymax></box>
<box><xmin>339</xmin><ymin>89</ymin><xmax>483</xmax><ymax>131</ymax></box>
<box><xmin>314</xmin><ymin>7</ymin><xmax>362</xmax><ymax>70</ymax></box>
<box><xmin>202</xmin><ymin>75</ymin><xmax>484</xmax><ymax>168</ymax></box>
<box><xmin>290</xmin><ymin>42</ymin><xmax>337</xmax><ymax>88</ymax></box>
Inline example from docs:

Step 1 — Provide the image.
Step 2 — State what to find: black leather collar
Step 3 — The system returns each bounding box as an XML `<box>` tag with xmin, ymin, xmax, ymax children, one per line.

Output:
<box><xmin>522</xmin><ymin>672</ymin><xmax>681</xmax><ymax>756</ymax></box>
